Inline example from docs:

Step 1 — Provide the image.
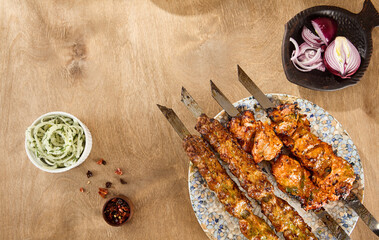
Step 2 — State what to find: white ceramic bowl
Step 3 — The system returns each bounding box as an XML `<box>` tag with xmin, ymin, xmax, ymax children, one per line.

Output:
<box><xmin>25</xmin><ymin>111</ymin><xmax>92</xmax><ymax>173</ymax></box>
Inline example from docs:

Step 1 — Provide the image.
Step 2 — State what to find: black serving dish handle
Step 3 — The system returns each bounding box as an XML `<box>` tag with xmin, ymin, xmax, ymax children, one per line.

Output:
<box><xmin>282</xmin><ymin>0</ymin><xmax>379</xmax><ymax>91</ymax></box>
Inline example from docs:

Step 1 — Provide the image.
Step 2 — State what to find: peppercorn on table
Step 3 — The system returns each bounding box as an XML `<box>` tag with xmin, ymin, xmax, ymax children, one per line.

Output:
<box><xmin>0</xmin><ymin>0</ymin><xmax>378</xmax><ymax>239</ymax></box>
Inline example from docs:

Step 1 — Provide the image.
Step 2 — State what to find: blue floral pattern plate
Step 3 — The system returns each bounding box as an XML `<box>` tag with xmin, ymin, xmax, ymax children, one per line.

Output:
<box><xmin>188</xmin><ymin>94</ymin><xmax>364</xmax><ymax>240</ymax></box>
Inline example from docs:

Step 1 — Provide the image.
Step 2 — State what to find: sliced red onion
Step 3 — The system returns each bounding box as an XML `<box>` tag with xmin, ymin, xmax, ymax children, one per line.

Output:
<box><xmin>311</xmin><ymin>17</ymin><xmax>337</xmax><ymax>46</ymax></box>
<box><xmin>289</xmin><ymin>37</ymin><xmax>325</xmax><ymax>72</ymax></box>
<box><xmin>324</xmin><ymin>36</ymin><xmax>361</xmax><ymax>78</ymax></box>
<box><xmin>301</xmin><ymin>26</ymin><xmax>323</xmax><ymax>47</ymax></box>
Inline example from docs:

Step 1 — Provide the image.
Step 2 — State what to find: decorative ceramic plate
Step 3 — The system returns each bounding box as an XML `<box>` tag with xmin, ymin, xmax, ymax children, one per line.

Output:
<box><xmin>188</xmin><ymin>94</ymin><xmax>364</xmax><ymax>240</ymax></box>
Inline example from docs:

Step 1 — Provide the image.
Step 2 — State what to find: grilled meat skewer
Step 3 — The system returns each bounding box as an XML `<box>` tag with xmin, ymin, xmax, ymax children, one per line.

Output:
<box><xmin>272</xmin><ymin>155</ymin><xmax>331</xmax><ymax>210</ymax></box>
<box><xmin>227</xmin><ymin>110</ymin><xmax>331</xmax><ymax>210</ymax></box>
<box><xmin>237</xmin><ymin>65</ymin><xmax>379</xmax><ymax>238</ymax></box>
<box><xmin>268</xmin><ymin>103</ymin><xmax>356</xmax><ymax>200</ymax></box>
<box><xmin>184</xmin><ymin>135</ymin><xmax>278</xmax><ymax>240</ymax></box>
<box><xmin>181</xmin><ymin>89</ymin><xmax>317</xmax><ymax>239</ymax></box>
<box><xmin>195</xmin><ymin>113</ymin><xmax>316</xmax><ymax>240</ymax></box>
<box><xmin>210</xmin><ymin>79</ymin><xmax>351</xmax><ymax>239</ymax></box>
<box><xmin>157</xmin><ymin>105</ymin><xmax>278</xmax><ymax>240</ymax></box>
<box><xmin>228</xmin><ymin>111</ymin><xmax>283</xmax><ymax>163</ymax></box>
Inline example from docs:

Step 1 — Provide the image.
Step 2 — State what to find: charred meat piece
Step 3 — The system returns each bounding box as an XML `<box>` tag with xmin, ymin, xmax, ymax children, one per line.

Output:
<box><xmin>272</xmin><ymin>155</ymin><xmax>331</xmax><ymax>210</ymax></box>
<box><xmin>183</xmin><ymin>135</ymin><xmax>278</xmax><ymax>240</ymax></box>
<box><xmin>195</xmin><ymin>114</ymin><xmax>317</xmax><ymax>240</ymax></box>
<box><xmin>268</xmin><ymin>104</ymin><xmax>300</xmax><ymax>136</ymax></box>
<box><xmin>268</xmin><ymin>103</ymin><xmax>356</xmax><ymax>200</ymax></box>
<box><xmin>227</xmin><ymin>111</ymin><xmax>259</xmax><ymax>153</ymax></box>
<box><xmin>252</xmin><ymin>122</ymin><xmax>283</xmax><ymax>163</ymax></box>
<box><xmin>227</xmin><ymin>111</ymin><xmax>282</xmax><ymax>163</ymax></box>
<box><xmin>228</xmin><ymin>110</ymin><xmax>331</xmax><ymax>210</ymax></box>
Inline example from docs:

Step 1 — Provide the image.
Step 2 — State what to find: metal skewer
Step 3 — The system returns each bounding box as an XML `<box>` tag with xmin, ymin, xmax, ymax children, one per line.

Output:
<box><xmin>157</xmin><ymin>104</ymin><xmax>280</xmax><ymax>239</ymax></box>
<box><xmin>181</xmin><ymin>87</ymin><xmax>320</xmax><ymax>240</ymax></box>
<box><xmin>236</xmin><ymin>65</ymin><xmax>379</xmax><ymax>238</ymax></box>
<box><xmin>210</xmin><ymin>79</ymin><xmax>350</xmax><ymax>240</ymax></box>
<box><xmin>157</xmin><ymin>104</ymin><xmax>190</xmax><ymax>140</ymax></box>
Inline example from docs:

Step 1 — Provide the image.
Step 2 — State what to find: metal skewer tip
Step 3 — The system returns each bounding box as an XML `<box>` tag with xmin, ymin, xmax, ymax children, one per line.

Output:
<box><xmin>181</xmin><ymin>87</ymin><xmax>203</xmax><ymax>118</ymax></box>
<box><xmin>157</xmin><ymin>104</ymin><xmax>190</xmax><ymax>140</ymax></box>
<box><xmin>237</xmin><ymin>65</ymin><xmax>275</xmax><ymax>109</ymax></box>
<box><xmin>210</xmin><ymin>80</ymin><xmax>240</xmax><ymax>117</ymax></box>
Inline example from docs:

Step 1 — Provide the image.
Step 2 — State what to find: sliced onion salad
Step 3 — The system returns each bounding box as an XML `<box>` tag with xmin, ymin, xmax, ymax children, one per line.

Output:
<box><xmin>289</xmin><ymin>17</ymin><xmax>360</xmax><ymax>77</ymax></box>
<box><xmin>26</xmin><ymin>114</ymin><xmax>86</xmax><ymax>169</ymax></box>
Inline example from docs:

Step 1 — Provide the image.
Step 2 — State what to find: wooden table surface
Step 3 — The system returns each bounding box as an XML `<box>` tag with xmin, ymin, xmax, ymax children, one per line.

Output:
<box><xmin>1</xmin><ymin>0</ymin><xmax>378</xmax><ymax>239</ymax></box>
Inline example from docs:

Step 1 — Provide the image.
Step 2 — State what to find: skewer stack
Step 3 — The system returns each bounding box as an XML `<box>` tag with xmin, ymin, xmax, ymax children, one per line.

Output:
<box><xmin>157</xmin><ymin>66</ymin><xmax>379</xmax><ymax>240</ymax></box>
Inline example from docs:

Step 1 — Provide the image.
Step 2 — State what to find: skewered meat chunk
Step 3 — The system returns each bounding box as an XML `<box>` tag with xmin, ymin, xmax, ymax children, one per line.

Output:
<box><xmin>227</xmin><ymin>111</ymin><xmax>258</xmax><ymax>153</ymax></box>
<box><xmin>271</xmin><ymin>155</ymin><xmax>331</xmax><ymax>210</ymax></box>
<box><xmin>195</xmin><ymin>114</ymin><xmax>317</xmax><ymax>240</ymax></box>
<box><xmin>227</xmin><ymin>111</ymin><xmax>283</xmax><ymax>163</ymax></box>
<box><xmin>268</xmin><ymin>103</ymin><xmax>356</xmax><ymax>200</ymax></box>
<box><xmin>183</xmin><ymin>135</ymin><xmax>278</xmax><ymax>240</ymax></box>
<box><xmin>227</xmin><ymin>111</ymin><xmax>331</xmax><ymax>210</ymax></box>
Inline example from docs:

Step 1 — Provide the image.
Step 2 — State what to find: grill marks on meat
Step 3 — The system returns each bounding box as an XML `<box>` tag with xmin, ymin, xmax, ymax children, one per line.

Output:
<box><xmin>272</xmin><ymin>155</ymin><xmax>330</xmax><ymax>210</ymax></box>
<box><xmin>268</xmin><ymin>103</ymin><xmax>356</xmax><ymax>200</ymax></box>
<box><xmin>227</xmin><ymin>110</ymin><xmax>331</xmax><ymax>210</ymax></box>
<box><xmin>195</xmin><ymin>114</ymin><xmax>317</xmax><ymax>240</ymax></box>
<box><xmin>227</xmin><ymin>111</ymin><xmax>283</xmax><ymax>163</ymax></box>
<box><xmin>183</xmin><ymin>135</ymin><xmax>278</xmax><ymax>240</ymax></box>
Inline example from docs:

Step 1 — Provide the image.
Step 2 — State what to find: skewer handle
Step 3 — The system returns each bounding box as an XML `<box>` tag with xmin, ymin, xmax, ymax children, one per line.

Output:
<box><xmin>343</xmin><ymin>194</ymin><xmax>379</xmax><ymax>237</ymax></box>
<box><xmin>314</xmin><ymin>209</ymin><xmax>351</xmax><ymax>240</ymax></box>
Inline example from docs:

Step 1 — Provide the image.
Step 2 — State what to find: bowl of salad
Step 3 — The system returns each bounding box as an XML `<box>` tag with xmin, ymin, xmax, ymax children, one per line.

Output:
<box><xmin>25</xmin><ymin>112</ymin><xmax>92</xmax><ymax>173</ymax></box>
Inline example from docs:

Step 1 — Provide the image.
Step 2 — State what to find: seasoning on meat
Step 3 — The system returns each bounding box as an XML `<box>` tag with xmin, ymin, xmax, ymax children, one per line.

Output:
<box><xmin>227</xmin><ymin>110</ymin><xmax>331</xmax><ymax>210</ymax></box>
<box><xmin>271</xmin><ymin>155</ymin><xmax>330</xmax><ymax>210</ymax></box>
<box><xmin>227</xmin><ymin>111</ymin><xmax>282</xmax><ymax>163</ymax></box>
<box><xmin>268</xmin><ymin>104</ymin><xmax>356</xmax><ymax>200</ymax></box>
<box><xmin>195</xmin><ymin>114</ymin><xmax>316</xmax><ymax>240</ymax></box>
<box><xmin>183</xmin><ymin>135</ymin><xmax>278</xmax><ymax>240</ymax></box>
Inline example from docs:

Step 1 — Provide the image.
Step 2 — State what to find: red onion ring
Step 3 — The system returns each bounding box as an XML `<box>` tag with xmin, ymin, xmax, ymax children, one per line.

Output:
<box><xmin>289</xmin><ymin>38</ymin><xmax>325</xmax><ymax>72</ymax></box>
<box><xmin>301</xmin><ymin>27</ymin><xmax>323</xmax><ymax>47</ymax></box>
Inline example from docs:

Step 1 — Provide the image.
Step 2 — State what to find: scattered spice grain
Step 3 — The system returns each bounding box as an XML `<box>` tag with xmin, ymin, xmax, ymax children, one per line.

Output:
<box><xmin>115</xmin><ymin>168</ymin><xmax>123</xmax><ymax>175</ymax></box>
<box><xmin>98</xmin><ymin>188</ymin><xmax>109</xmax><ymax>198</ymax></box>
<box><xmin>97</xmin><ymin>159</ymin><xmax>106</xmax><ymax>165</ymax></box>
<box><xmin>86</xmin><ymin>170</ymin><xmax>93</xmax><ymax>178</ymax></box>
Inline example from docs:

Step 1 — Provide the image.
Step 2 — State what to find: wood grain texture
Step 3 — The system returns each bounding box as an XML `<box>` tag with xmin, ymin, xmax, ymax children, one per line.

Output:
<box><xmin>0</xmin><ymin>0</ymin><xmax>377</xmax><ymax>239</ymax></box>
